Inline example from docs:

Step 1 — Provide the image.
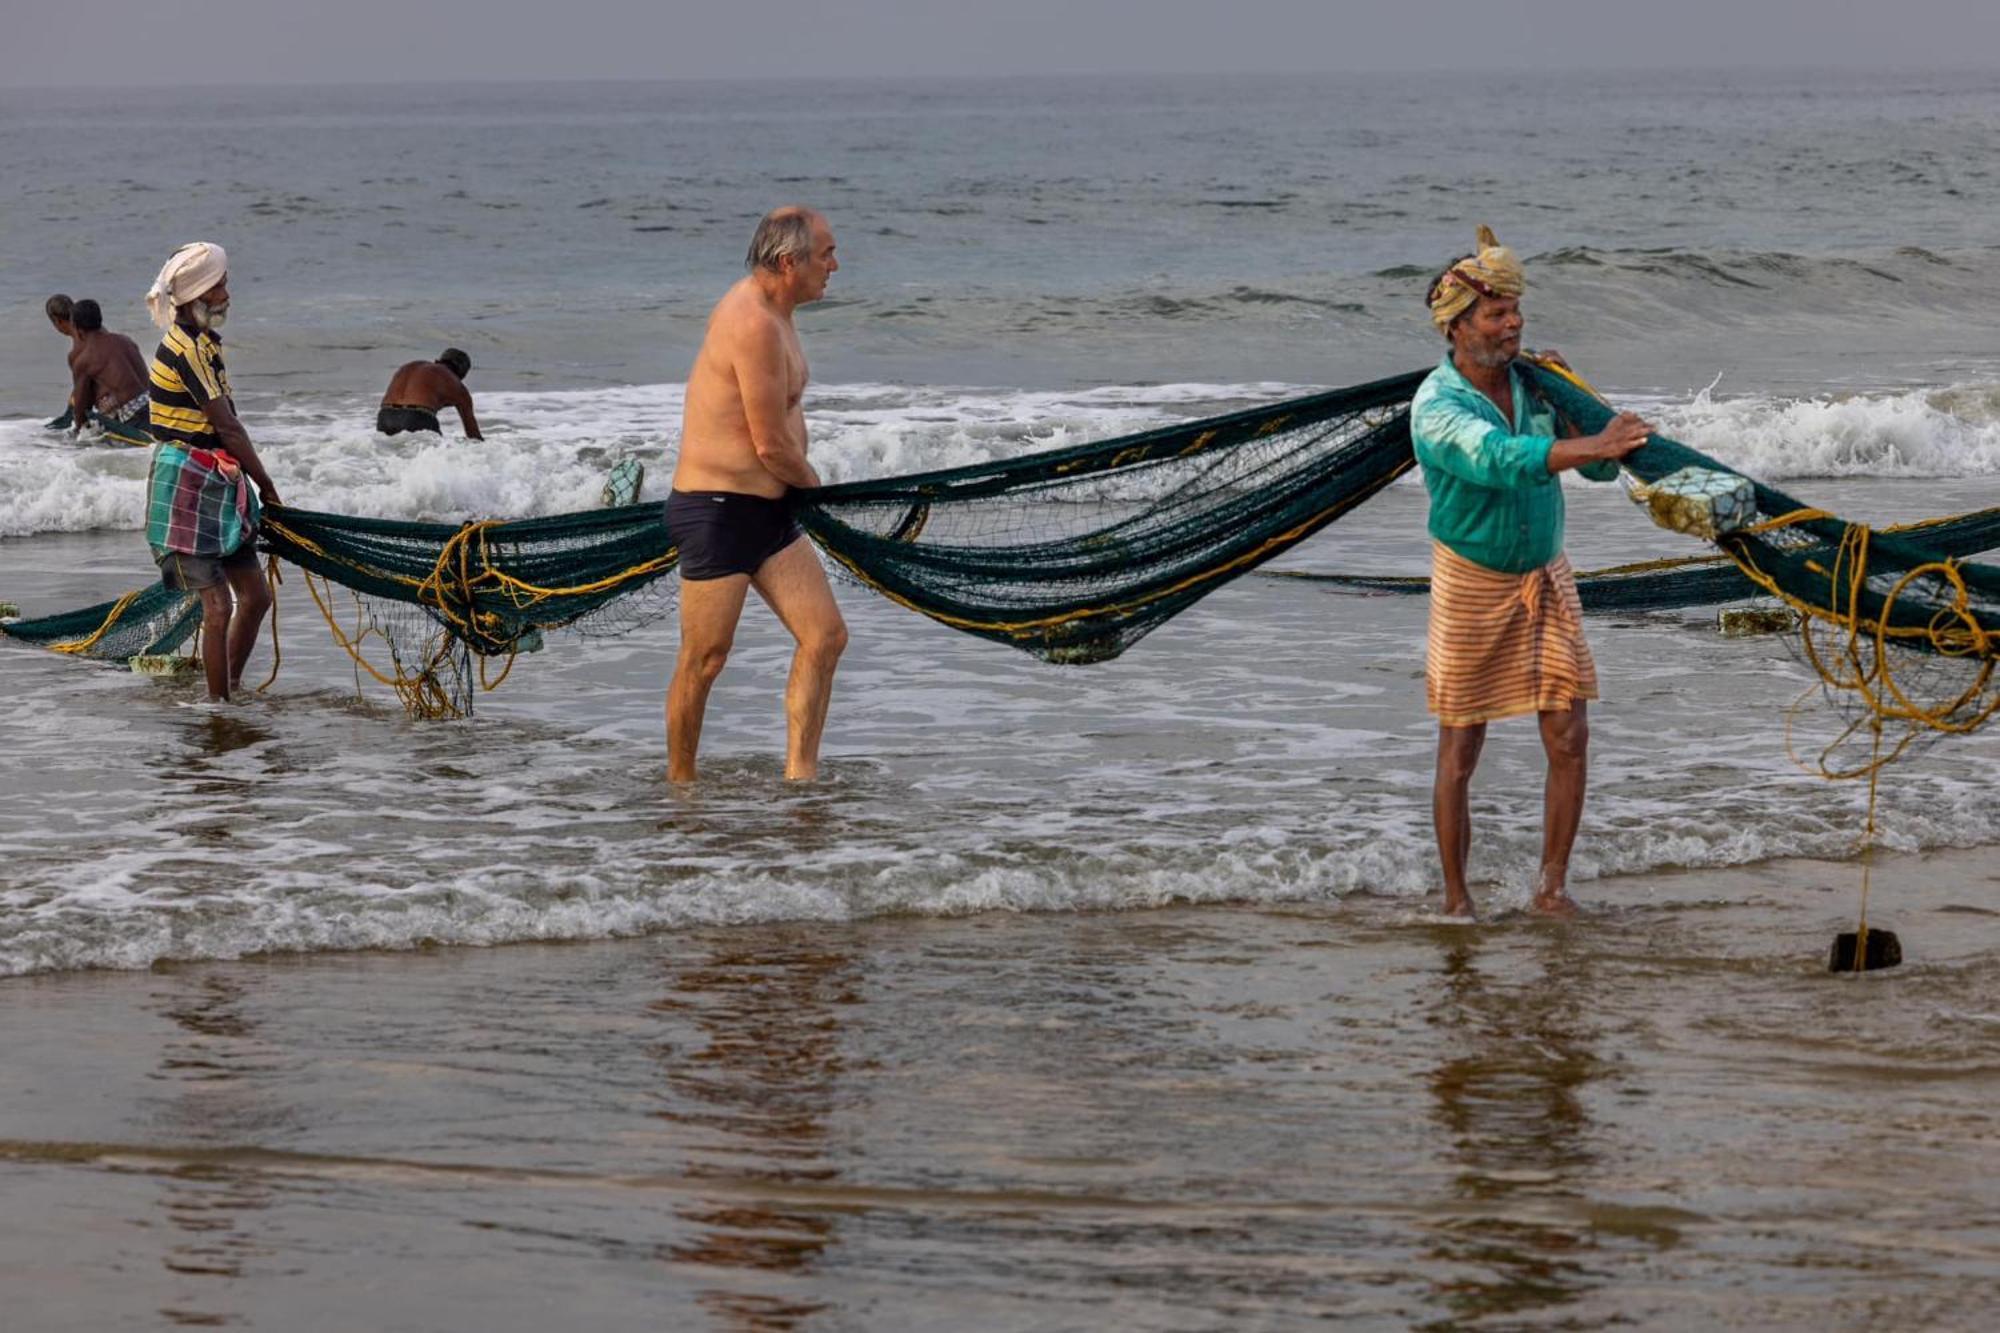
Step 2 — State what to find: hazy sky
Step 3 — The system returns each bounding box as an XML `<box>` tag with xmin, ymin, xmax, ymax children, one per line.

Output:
<box><xmin>7</xmin><ymin>0</ymin><xmax>2000</xmax><ymax>87</ymax></box>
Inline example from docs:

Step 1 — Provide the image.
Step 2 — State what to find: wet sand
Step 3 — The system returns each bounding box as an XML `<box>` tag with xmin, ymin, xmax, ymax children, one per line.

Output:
<box><xmin>5</xmin><ymin>846</ymin><xmax>1998</xmax><ymax>1331</ymax></box>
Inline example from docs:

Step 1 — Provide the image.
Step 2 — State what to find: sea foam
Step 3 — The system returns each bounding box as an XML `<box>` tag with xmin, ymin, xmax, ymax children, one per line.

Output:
<box><xmin>5</xmin><ymin>378</ymin><xmax>2000</xmax><ymax>541</ymax></box>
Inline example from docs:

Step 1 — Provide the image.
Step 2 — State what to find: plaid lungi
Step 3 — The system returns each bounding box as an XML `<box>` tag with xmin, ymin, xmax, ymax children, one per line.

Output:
<box><xmin>145</xmin><ymin>441</ymin><xmax>261</xmax><ymax>560</ymax></box>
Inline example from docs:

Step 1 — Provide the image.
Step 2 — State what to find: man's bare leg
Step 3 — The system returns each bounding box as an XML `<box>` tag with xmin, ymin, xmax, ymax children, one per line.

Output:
<box><xmin>1534</xmin><ymin>702</ymin><xmax>1589</xmax><ymax>917</ymax></box>
<box><xmin>222</xmin><ymin>560</ymin><xmax>272</xmax><ymax>693</ymax></box>
<box><xmin>195</xmin><ymin>584</ymin><xmax>234</xmax><ymax>702</ymax></box>
<box><xmin>1433</xmin><ymin>721</ymin><xmax>1487</xmax><ymax>918</ymax></box>
<box><xmin>749</xmin><ymin>539</ymin><xmax>847</xmax><ymax>781</ymax></box>
<box><xmin>666</xmin><ymin>574</ymin><xmax>751</xmax><ymax>783</ymax></box>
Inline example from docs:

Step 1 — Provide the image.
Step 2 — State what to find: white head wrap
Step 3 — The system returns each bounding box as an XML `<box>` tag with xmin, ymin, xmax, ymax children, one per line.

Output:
<box><xmin>145</xmin><ymin>242</ymin><xmax>228</xmax><ymax>329</ymax></box>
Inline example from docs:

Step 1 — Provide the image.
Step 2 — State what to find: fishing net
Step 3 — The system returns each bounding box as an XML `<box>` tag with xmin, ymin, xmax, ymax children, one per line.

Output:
<box><xmin>797</xmin><ymin>370</ymin><xmax>1427</xmax><ymax>663</ymax></box>
<box><xmin>1266</xmin><ymin>506</ymin><xmax>2000</xmax><ymax>612</ymax></box>
<box><xmin>1525</xmin><ymin>364</ymin><xmax>2000</xmax><ymax>778</ymax></box>
<box><xmin>6</xmin><ymin>362</ymin><xmax>1996</xmax><ymax>750</ymax></box>
<box><xmin>0</xmin><ymin>582</ymin><xmax>199</xmax><ymax>662</ymax></box>
<box><xmin>258</xmin><ymin>503</ymin><xmax>683</xmax><ymax>716</ymax></box>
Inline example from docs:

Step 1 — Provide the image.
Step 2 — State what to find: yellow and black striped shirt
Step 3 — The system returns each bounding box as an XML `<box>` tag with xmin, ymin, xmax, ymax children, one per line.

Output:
<box><xmin>149</xmin><ymin>323</ymin><xmax>231</xmax><ymax>447</ymax></box>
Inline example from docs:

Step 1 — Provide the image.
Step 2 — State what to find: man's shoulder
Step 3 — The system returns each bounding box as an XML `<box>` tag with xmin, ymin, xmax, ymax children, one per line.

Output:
<box><xmin>421</xmin><ymin>362</ymin><xmax>469</xmax><ymax>398</ymax></box>
<box><xmin>1412</xmin><ymin>357</ymin><xmax>1464</xmax><ymax>413</ymax></box>
<box><xmin>711</xmin><ymin>286</ymin><xmax>788</xmax><ymax>352</ymax></box>
<box><xmin>159</xmin><ymin>323</ymin><xmax>213</xmax><ymax>357</ymax></box>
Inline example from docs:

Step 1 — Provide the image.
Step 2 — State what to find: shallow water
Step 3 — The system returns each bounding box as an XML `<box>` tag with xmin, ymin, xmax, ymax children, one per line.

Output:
<box><xmin>5</xmin><ymin>857</ymin><xmax>1998</xmax><ymax>1330</ymax></box>
<box><xmin>4</xmin><ymin>476</ymin><xmax>1998</xmax><ymax>978</ymax></box>
<box><xmin>7</xmin><ymin>67</ymin><xmax>2000</xmax><ymax>1328</ymax></box>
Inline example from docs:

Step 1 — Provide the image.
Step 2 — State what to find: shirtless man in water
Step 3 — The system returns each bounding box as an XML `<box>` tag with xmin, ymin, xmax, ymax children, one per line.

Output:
<box><xmin>377</xmin><ymin>348</ymin><xmax>482</xmax><ymax>439</ymax></box>
<box><xmin>665</xmin><ymin>206</ymin><xmax>847</xmax><ymax>783</ymax></box>
<box><xmin>64</xmin><ymin>299</ymin><xmax>152</xmax><ymax>441</ymax></box>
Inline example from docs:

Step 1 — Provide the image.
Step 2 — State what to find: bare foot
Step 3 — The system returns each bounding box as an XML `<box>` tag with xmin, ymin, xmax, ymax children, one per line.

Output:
<box><xmin>1441</xmin><ymin>895</ymin><xmax>1478</xmax><ymax>922</ymax></box>
<box><xmin>1531</xmin><ymin>891</ymin><xmax>1583</xmax><ymax>919</ymax></box>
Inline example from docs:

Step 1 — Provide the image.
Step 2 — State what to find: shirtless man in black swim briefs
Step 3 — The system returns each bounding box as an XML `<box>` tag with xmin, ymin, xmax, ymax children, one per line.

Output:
<box><xmin>378</xmin><ymin>348</ymin><xmax>482</xmax><ymax>439</ymax></box>
<box><xmin>665</xmin><ymin>206</ymin><xmax>847</xmax><ymax>783</ymax></box>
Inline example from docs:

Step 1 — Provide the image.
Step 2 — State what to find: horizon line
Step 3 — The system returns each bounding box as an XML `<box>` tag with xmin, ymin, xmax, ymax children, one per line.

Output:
<box><xmin>4</xmin><ymin>61</ymin><xmax>1999</xmax><ymax>94</ymax></box>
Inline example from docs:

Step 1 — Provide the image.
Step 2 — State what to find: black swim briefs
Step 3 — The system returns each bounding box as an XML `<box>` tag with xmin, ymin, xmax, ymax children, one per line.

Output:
<box><xmin>665</xmin><ymin>489</ymin><xmax>804</xmax><ymax>581</ymax></box>
<box><xmin>377</xmin><ymin>405</ymin><xmax>442</xmax><ymax>436</ymax></box>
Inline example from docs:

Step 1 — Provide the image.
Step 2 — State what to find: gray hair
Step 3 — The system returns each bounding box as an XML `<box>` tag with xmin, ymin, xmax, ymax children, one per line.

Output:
<box><xmin>745</xmin><ymin>207</ymin><xmax>818</xmax><ymax>273</ymax></box>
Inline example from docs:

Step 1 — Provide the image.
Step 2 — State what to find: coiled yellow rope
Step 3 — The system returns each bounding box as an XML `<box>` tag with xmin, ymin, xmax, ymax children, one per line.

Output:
<box><xmin>259</xmin><ymin>514</ymin><xmax>678</xmax><ymax>719</ymax></box>
<box><xmin>1532</xmin><ymin>358</ymin><xmax>2000</xmax><ymax>967</ymax></box>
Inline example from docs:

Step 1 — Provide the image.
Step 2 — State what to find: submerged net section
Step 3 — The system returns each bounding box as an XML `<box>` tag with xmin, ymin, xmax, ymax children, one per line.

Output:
<box><xmin>1265</xmin><ymin>507</ymin><xmax>2000</xmax><ymax>613</ymax></box>
<box><xmin>799</xmin><ymin>370</ymin><xmax>1428</xmax><ymax>663</ymax></box>
<box><xmin>0</xmin><ymin>582</ymin><xmax>199</xmax><ymax>662</ymax></box>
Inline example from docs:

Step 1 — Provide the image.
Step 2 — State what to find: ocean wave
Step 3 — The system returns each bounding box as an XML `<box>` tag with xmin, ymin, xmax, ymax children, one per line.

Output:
<box><xmin>6</xmin><ymin>373</ymin><xmax>2000</xmax><ymax>539</ymax></box>
<box><xmin>1641</xmin><ymin>382</ymin><xmax>2000</xmax><ymax>480</ymax></box>
<box><xmin>3</xmin><ymin>767</ymin><xmax>1994</xmax><ymax>978</ymax></box>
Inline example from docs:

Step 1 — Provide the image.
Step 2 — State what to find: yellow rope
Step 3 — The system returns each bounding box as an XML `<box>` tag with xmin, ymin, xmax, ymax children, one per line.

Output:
<box><xmin>259</xmin><ymin>514</ymin><xmax>681</xmax><ymax>718</ymax></box>
<box><xmin>1853</xmin><ymin>713</ymin><xmax>1885</xmax><ymax>974</ymax></box>
<box><xmin>255</xmin><ymin>556</ymin><xmax>282</xmax><ymax>693</ymax></box>
<box><xmin>49</xmin><ymin>590</ymin><xmax>141</xmax><ymax>655</ymax></box>
<box><xmin>1536</xmin><ymin>353</ymin><xmax>1999</xmax><ymax>955</ymax></box>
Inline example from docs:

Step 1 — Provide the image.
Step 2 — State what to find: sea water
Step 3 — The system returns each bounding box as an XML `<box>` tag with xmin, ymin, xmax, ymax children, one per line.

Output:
<box><xmin>4</xmin><ymin>70</ymin><xmax>2000</xmax><ymax>975</ymax></box>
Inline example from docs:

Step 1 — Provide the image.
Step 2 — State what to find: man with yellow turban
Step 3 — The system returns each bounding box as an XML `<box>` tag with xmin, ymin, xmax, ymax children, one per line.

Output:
<box><xmin>143</xmin><ymin>242</ymin><xmax>283</xmax><ymax>703</ymax></box>
<box><xmin>1412</xmin><ymin>226</ymin><xmax>1653</xmax><ymax>919</ymax></box>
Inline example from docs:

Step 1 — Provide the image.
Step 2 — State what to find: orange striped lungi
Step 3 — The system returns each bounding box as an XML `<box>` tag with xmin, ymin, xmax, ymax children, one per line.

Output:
<box><xmin>1426</xmin><ymin>541</ymin><xmax>1598</xmax><ymax>726</ymax></box>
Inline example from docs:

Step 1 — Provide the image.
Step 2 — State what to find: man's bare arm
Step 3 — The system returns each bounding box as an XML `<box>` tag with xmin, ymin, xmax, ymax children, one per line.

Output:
<box><xmin>69</xmin><ymin>361</ymin><xmax>96</xmax><ymax>436</ymax></box>
<box><xmin>449</xmin><ymin>379</ymin><xmax>484</xmax><ymax>441</ymax></box>
<box><xmin>736</xmin><ymin>322</ymin><xmax>820</xmax><ymax>490</ymax></box>
<box><xmin>202</xmin><ymin>398</ymin><xmax>282</xmax><ymax>505</ymax></box>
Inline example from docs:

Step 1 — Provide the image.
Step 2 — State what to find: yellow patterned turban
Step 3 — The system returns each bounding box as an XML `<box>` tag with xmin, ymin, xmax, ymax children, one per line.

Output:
<box><xmin>1426</xmin><ymin>225</ymin><xmax>1524</xmax><ymax>334</ymax></box>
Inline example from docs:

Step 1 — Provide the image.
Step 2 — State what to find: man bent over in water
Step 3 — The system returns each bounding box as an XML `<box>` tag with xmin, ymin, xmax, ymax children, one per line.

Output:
<box><xmin>66</xmin><ymin>300</ymin><xmax>153</xmax><ymax>443</ymax></box>
<box><xmin>665</xmin><ymin>207</ymin><xmax>847</xmax><ymax>782</ymax></box>
<box><xmin>378</xmin><ymin>348</ymin><xmax>482</xmax><ymax>439</ymax></box>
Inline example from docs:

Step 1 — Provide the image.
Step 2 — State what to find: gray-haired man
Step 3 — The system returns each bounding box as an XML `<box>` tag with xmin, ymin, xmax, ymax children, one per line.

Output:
<box><xmin>664</xmin><ymin>206</ymin><xmax>847</xmax><ymax>783</ymax></box>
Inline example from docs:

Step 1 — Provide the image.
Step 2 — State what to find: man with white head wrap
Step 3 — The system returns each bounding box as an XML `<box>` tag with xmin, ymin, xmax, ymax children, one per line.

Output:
<box><xmin>1410</xmin><ymin>225</ymin><xmax>1653</xmax><ymax>920</ymax></box>
<box><xmin>144</xmin><ymin>241</ymin><xmax>283</xmax><ymax>702</ymax></box>
<box><xmin>145</xmin><ymin>241</ymin><xmax>229</xmax><ymax>331</ymax></box>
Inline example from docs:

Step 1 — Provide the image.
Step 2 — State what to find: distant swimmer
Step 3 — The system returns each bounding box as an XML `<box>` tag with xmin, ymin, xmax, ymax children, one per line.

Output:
<box><xmin>143</xmin><ymin>242</ymin><xmax>283</xmax><ymax>703</ymax></box>
<box><xmin>664</xmin><ymin>206</ymin><xmax>847</xmax><ymax>782</ymax></box>
<box><xmin>64</xmin><ymin>300</ymin><xmax>153</xmax><ymax>444</ymax></box>
<box><xmin>377</xmin><ymin>349</ymin><xmax>482</xmax><ymax>438</ymax></box>
<box><xmin>1413</xmin><ymin>226</ymin><xmax>1652</xmax><ymax>919</ymax></box>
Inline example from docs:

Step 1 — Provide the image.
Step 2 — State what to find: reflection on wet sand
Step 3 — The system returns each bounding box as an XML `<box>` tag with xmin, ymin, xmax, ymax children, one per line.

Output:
<box><xmin>148</xmin><ymin>970</ymin><xmax>295</xmax><ymax>1327</ymax></box>
<box><xmin>652</xmin><ymin>930</ymin><xmax>860</xmax><ymax>1331</ymax></box>
<box><xmin>1421</xmin><ymin>929</ymin><xmax>1622</xmax><ymax>1328</ymax></box>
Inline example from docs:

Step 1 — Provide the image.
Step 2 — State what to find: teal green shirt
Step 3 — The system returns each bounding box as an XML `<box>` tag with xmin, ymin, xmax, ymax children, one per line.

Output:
<box><xmin>1410</xmin><ymin>354</ymin><xmax>1620</xmax><ymax>574</ymax></box>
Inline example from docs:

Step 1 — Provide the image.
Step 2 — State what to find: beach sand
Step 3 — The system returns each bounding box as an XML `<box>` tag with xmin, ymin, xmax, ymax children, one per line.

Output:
<box><xmin>5</xmin><ymin>846</ymin><xmax>1998</xmax><ymax>1330</ymax></box>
